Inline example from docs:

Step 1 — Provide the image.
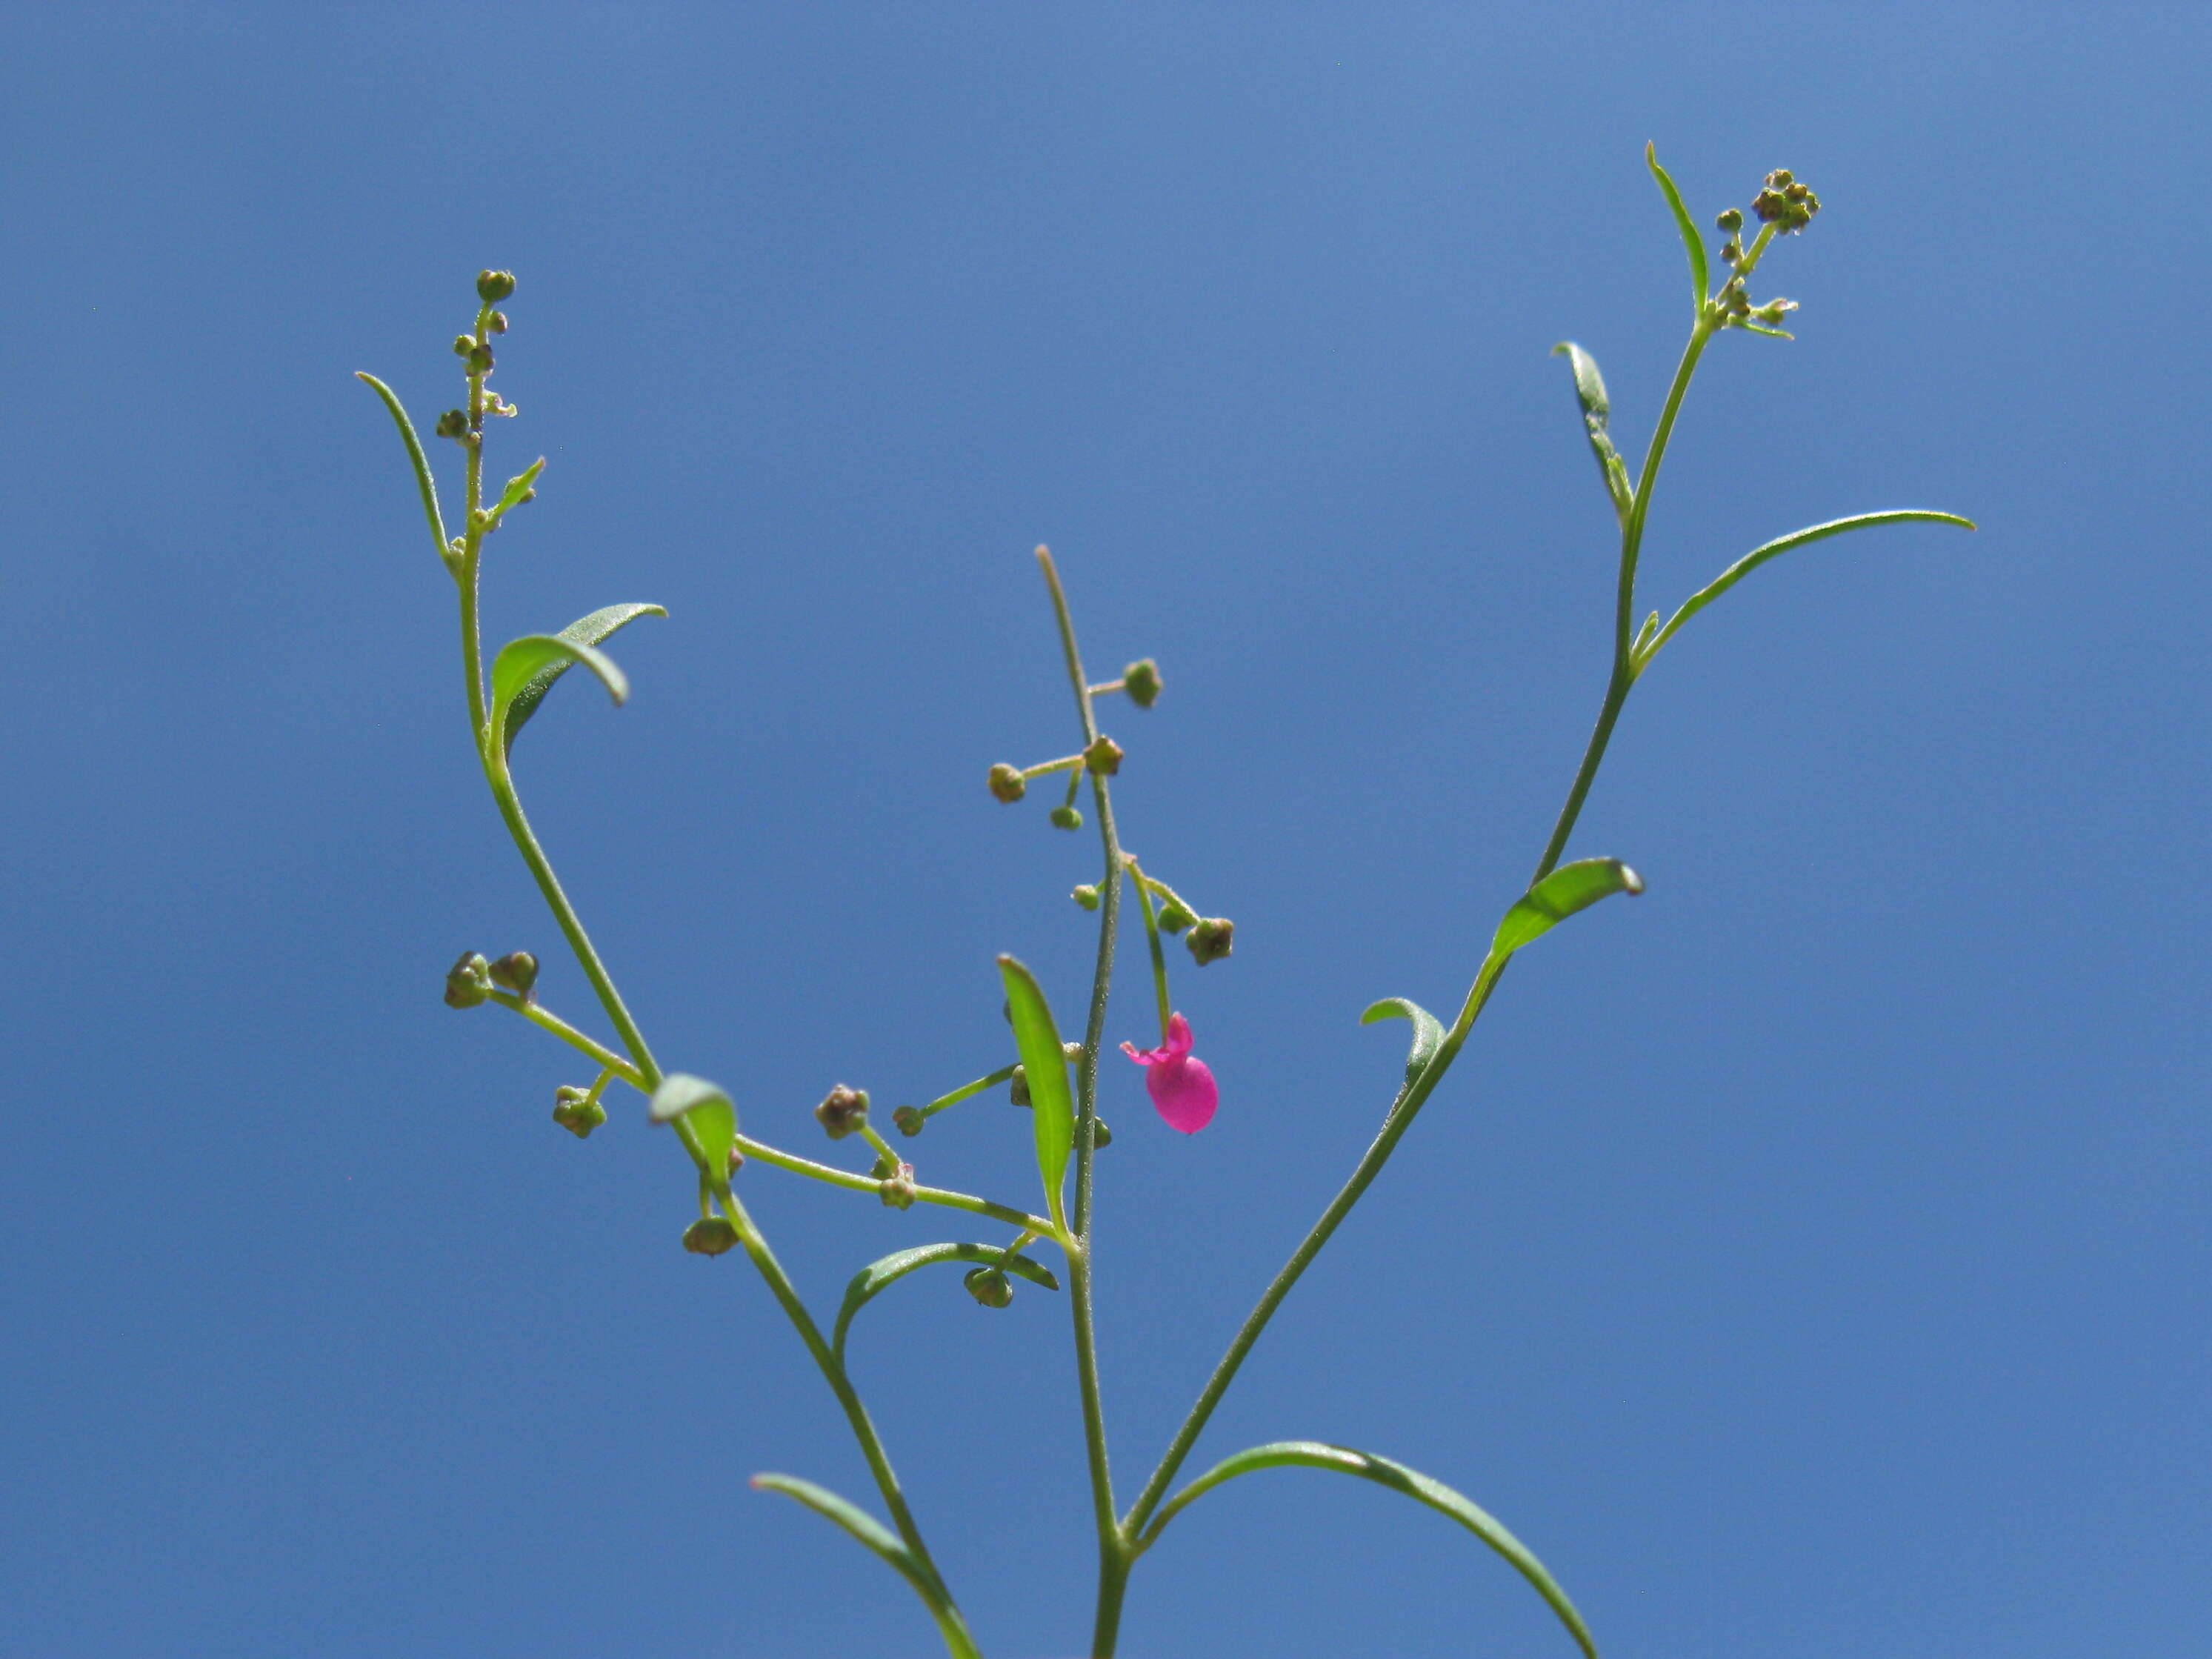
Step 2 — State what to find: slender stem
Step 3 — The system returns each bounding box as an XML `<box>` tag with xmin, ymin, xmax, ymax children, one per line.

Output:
<box><xmin>1130</xmin><ymin>861</ymin><xmax>1173</xmax><ymax>1041</ymax></box>
<box><xmin>915</xmin><ymin>1062</ymin><xmax>1020</xmax><ymax>1123</ymax></box>
<box><xmin>1034</xmin><ymin>546</ymin><xmax>1131</xmax><ymax>1655</ymax></box>
<box><xmin>733</xmin><ymin>1134</ymin><xmax>1056</xmax><ymax>1237</ymax></box>
<box><xmin>717</xmin><ymin>1185</ymin><xmax>975</xmax><ymax>1654</ymax></box>
<box><xmin>486</xmin><ymin>989</ymin><xmax>645</xmax><ymax>1086</ymax></box>
<box><xmin>1123</xmin><ymin>300</ymin><xmax>1725</xmax><ymax>1545</ymax></box>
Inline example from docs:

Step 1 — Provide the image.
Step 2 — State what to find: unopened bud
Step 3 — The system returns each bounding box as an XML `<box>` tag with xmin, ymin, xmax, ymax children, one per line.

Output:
<box><xmin>476</xmin><ymin>270</ymin><xmax>517</xmax><ymax>304</ymax></box>
<box><xmin>815</xmin><ymin>1084</ymin><xmax>870</xmax><ymax>1140</ymax></box>
<box><xmin>682</xmin><ymin>1217</ymin><xmax>740</xmax><ymax>1256</ymax></box>
<box><xmin>466</xmin><ymin>343</ymin><xmax>495</xmax><ymax>374</ymax></box>
<box><xmin>444</xmin><ymin>951</ymin><xmax>493</xmax><ymax>1008</ymax></box>
<box><xmin>1187</xmin><ymin>917</ymin><xmax>1235</xmax><ymax>965</ymax></box>
<box><xmin>964</xmin><ymin>1266</ymin><xmax>1014</xmax><ymax>1309</ymax></box>
<box><xmin>878</xmin><ymin>1163</ymin><xmax>919</xmax><ymax>1209</ymax></box>
<box><xmin>1716</xmin><ymin>207</ymin><xmax>1745</xmax><ymax>233</ymax></box>
<box><xmin>1049</xmin><ymin>805</ymin><xmax>1084</xmax><ymax>831</ymax></box>
<box><xmin>1159</xmin><ymin>900</ymin><xmax>1196</xmax><ymax>934</ymax></box>
<box><xmin>1082</xmin><ymin>735</ymin><xmax>1125</xmax><ymax>777</ymax></box>
<box><xmin>552</xmin><ymin>1086</ymin><xmax>607</xmax><ymax>1139</ymax></box>
<box><xmin>1092</xmin><ymin>1117</ymin><xmax>1113</xmax><ymax>1148</ymax></box>
<box><xmin>1072</xmin><ymin>883</ymin><xmax>1100</xmax><ymax>910</ymax></box>
<box><xmin>988</xmin><ymin>763</ymin><xmax>1027</xmax><ymax>803</ymax></box>
<box><xmin>1720</xmin><ymin>239</ymin><xmax>1743</xmax><ymax>265</ymax></box>
<box><xmin>892</xmin><ymin>1105</ymin><xmax>926</xmax><ymax>1136</ymax></box>
<box><xmin>452</xmin><ymin>334</ymin><xmax>476</xmax><ymax>356</ymax></box>
<box><xmin>487</xmin><ymin>310</ymin><xmax>509</xmax><ymax>334</ymax></box>
<box><xmin>1009</xmin><ymin>1066</ymin><xmax>1030</xmax><ymax>1108</ymax></box>
<box><xmin>1123</xmin><ymin>658</ymin><xmax>1162</xmax><ymax>708</ymax></box>
<box><xmin>487</xmin><ymin>951</ymin><xmax>539</xmax><ymax>995</ymax></box>
<box><xmin>435</xmin><ymin>409</ymin><xmax>470</xmax><ymax>440</ymax></box>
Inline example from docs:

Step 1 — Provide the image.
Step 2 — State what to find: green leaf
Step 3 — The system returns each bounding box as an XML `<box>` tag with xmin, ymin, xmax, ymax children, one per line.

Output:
<box><xmin>490</xmin><ymin>457</ymin><xmax>545</xmax><ymax>522</ymax></box>
<box><xmin>648</xmin><ymin>1072</ymin><xmax>737</xmax><ymax>1174</ymax></box>
<box><xmin>1360</xmin><ymin>997</ymin><xmax>1445</xmax><ymax>1086</ymax></box>
<box><xmin>1636</xmin><ymin>510</ymin><xmax>1976</xmax><ymax>671</ymax></box>
<box><xmin>1645</xmin><ymin>142</ymin><xmax>1708</xmax><ymax>315</ymax></box>
<box><xmin>832</xmin><ymin>1243</ymin><xmax>1061</xmax><ymax>1363</ymax></box>
<box><xmin>998</xmin><ymin>955</ymin><xmax>1073</xmax><ymax>1237</ymax></box>
<box><xmin>1550</xmin><ymin>343</ymin><xmax>1633</xmax><ymax>525</ymax></box>
<box><xmin>750</xmin><ymin>1475</ymin><xmax>977</xmax><ymax>1658</ymax></box>
<box><xmin>499</xmin><ymin>603</ymin><xmax>667</xmax><ymax>754</ymax></box>
<box><xmin>1138</xmin><ymin>1440</ymin><xmax>1596</xmax><ymax>1659</ymax></box>
<box><xmin>354</xmin><ymin>372</ymin><xmax>451</xmax><ymax>571</ymax></box>
<box><xmin>1493</xmin><ymin>859</ymin><xmax>1643</xmax><ymax>959</ymax></box>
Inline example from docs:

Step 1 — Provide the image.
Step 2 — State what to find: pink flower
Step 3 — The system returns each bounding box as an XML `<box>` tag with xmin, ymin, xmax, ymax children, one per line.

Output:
<box><xmin>1121</xmin><ymin>1011</ymin><xmax>1218</xmax><ymax>1134</ymax></box>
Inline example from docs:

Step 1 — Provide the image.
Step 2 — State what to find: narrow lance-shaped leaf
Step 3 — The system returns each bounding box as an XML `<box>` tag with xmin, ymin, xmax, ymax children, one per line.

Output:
<box><xmin>1551</xmin><ymin>343</ymin><xmax>1633</xmax><ymax>524</ymax></box>
<box><xmin>749</xmin><ymin>1475</ymin><xmax>978</xmax><ymax>1659</ymax></box>
<box><xmin>832</xmin><ymin>1243</ymin><xmax>1061</xmax><ymax>1363</ymax></box>
<box><xmin>1646</xmin><ymin>142</ymin><xmax>1708</xmax><ymax>316</ymax></box>
<box><xmin>501</xmin><ymin>603</ymin><xmax>667</xmax><ymax>754</ymax></box>
<box><xmin>1137</xmin><ymin>1440</ymin><xmax>1596</xmax><ymax>1659</ymax></box>
<box><xmin>648</xmin><ymin>1072</ymin><xmax>736</xmax><ymax>1175</ymax></box>
<box><xmin>1636</xmin><ymin>510</ymin><xmax>1977</xmax><ymax>671</ymax></box>
<box><xmin>998</xmin><ymin>955</ymin><xmax>1073</xmax><ymax>1238</ymax></box>
<box><xmin>1360</xmin><ymin>997</ymin><xmax>1445</xmax><ymax>1087</ymax></box>
<box><xmin>488</xmin><ymin>456</ymin><xmax>546</xmax><ymax>523</ymax></box>
<box><xmin>354</xmin><ymin>372</ymin><xmax>451</xmax><ymax>570</ymax></box>
<box><xmin>1493</xmin><ymin>859</ymin><xmax>1643</xmax><ymax>960</ymax></box>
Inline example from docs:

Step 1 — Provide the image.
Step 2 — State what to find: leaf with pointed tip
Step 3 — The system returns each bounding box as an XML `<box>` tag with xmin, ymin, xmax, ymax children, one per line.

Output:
<box><xmin>354</xmin><ymin>373</ymin><xmax>451</xmax><ymax>568</ymax></box>
<box><xmin>499</xmin><ymin>603</ymin><xmax>667</xmax><ymax>754</ymax></box>
<box><xmin>832</xmin><ymin>1243</ymin><xmax>1061</xmax><ymax>1362</ymax></box>
<box><xmin>1635</xmin><ymin>510</ymin><xmax>1976</xmax><ymax>671</ymax></box>
<box><xmin>1138</xmin><ymin>1440</ymin><xmax>1596</xmax><ymax>1659</ymax></box>
<box><xmin>1361</xmin><ymin>997</ymin><xmax>1445</xmax><ymax>1086</ymax></box>
<box><xmin>648</xmin><ymin>1072</ymin><xmax>736</xmax><ymax>1174</ymax></box>
<box><xmin>490</xmin><ymin>456</ymin><xmax>545</xmax><ymax>521</ymax></box>
<box><xmin>1550</xmin><ymin>343</ymin><xmax>1633</xmax><ymax>524</ymax></box>
<box><xmin>749</xmin><ymin>1475</ymin><xmax>977</xmax><ymax>1658</ymax></box>
<box><xmin>1494</xmin><ymin>859</ymin><xmax>1643</xmax><ymax>959</ymax></box>
<box><xmin>997</xmin><ymin>956</ymin><xmax>1073</xmax><ymax>1237</ymax></box>
<box><xmin>1645</xmin><ymin>142</ymin><xmax>1708</xmax><ymax>316</ymax></box>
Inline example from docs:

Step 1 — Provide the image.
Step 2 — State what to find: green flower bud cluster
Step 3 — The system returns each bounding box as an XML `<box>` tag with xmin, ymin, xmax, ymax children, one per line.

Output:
<box><xmin>1752</xmin><ymin>169</ymin><xmax>1820</xmax><ymax>233</ymax></box>
<box><xmin>1187</xmin><ymin>917</ymin><xmax>1235</xmax><ymax>965</ymax></box>
<box><xmin>487</xmin><ymin>951</ymin><xmax>538</xmax><ymax>997</ymax></box>
<box><xmin>891</xmin><ymin>1104</ymin><xmax>926</xmax><ymax>1136</ymax></box>
<box><xmin>444</xmin><ymin>951</ymin><xmax>493</xmax><ymax>1008</ymax></box>
<box><xmin>552</xmin><ymin>1083</ymin><xmax>607</xmax><ymax>1139</ymax></box>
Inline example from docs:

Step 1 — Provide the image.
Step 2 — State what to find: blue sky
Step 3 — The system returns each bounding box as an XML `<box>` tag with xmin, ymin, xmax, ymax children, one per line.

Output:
<box><xmin>4</xmin><ymin>6</ymin><xmax>2208</xmax><ymax>1657</ymax></box>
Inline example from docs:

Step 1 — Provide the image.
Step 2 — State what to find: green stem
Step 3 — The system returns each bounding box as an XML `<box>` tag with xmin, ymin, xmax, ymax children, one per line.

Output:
<box><xmin>733</xmin><ymin>1134</ymin><xmax>1056</xmax><ymax>1237</ymax></box>
<box><xmin>1123</xmin><ymin>301</ymin><xmax>1722</xmax><ymax>1548</ymax></box>
<box><xmin>717</xmin><ymin>1185</ymin><xmax>976</xmax><ymax>1655</ymax></box>
<box><xmin>1129</xmin><ymin>860</ymin><xmax>1173</xmax><ymax>1042</ymax></box>
<box><xmin>1034</xmin><ymin>547</ymin><xmax>1130</xmax><ymax>1655</ymax></box>
<box><xmin>915</xmin><ymin>1062</ymin><xmax>1020</xmax><ymax>1123</ymax></box>
<box><xmin>485</xmin><ymin>989</ymin><xmax>645</xmax><ymax>1086</ymax></box>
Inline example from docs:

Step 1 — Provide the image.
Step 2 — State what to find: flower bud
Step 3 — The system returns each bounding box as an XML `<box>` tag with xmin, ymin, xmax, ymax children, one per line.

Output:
<box><xmin>1071</xmin><ymin>883</ymin><xmax>1100</xmax><ymax>910</ymax></box>
<box><xmin>988</xmin><ymin>763</ymin><xmax>1027</xmax><ymax>803</ymax></box>
<box><xmin>1159</xmin><ymin>900</ymin><xmax>1196</xmax><ymax>934</ymax></box>
<box><xmin>1082</xmin><ymin>735</ymin><xmax>1125</xmax><ymax>777</ymax></box>
<box><xmin>815</xmin><ymin>1084</ymin><xmax>870</xmax><ymax>1140</ymax></box>
<box><xmin>1720</xmin><ymin>239</ymin><xmax>1743</xmax><ymax>265</ymax></box>
<box><xmin>1716</xmin><ymin>207</ymin><xmax>1745</xmax><ymax>233</ymax></box>
<box><xmin>444</xmin><ymin>951</ymin><xmax>493</xmax><ymax>1008</ymax></box>
<box><xmin>452</xmin><ymin>334</ymin><xmax>476</xmax><ymax>357</ymax></box>
<box><xmin>1050</xmin><ymin>805</ymin><xmax>1084</xmax><ymax>831</ymax></box>
<box><xmin>487</xmin><ymin>950</ymin><xmax>539</xmax><ymax>995</ymax></box>
<box><xmin>892</xmin><ymin>1105</ymin><xmax>926</xmax><ymax>1137</ymax></box>
<box><xmin>1122</xmin><ymin>658</ymin><xmax>1162</xmax><ymax>708</ymax></box>
<box><xmin>878</xmin><ymin>1162</ymin><xmax>919</xmax><ymax>1210</ymax></box>
<box><xmin>466</xmin><ymin>343</ymin><xmax>495</xmax><ymax>374</ymax></box>
<box><xmin>477</xmin><ymin>270</ymin><xmax>517</xmax><ymax>303</ymax></box>
<box><xmin>1187</xmin><ymin>917</ymin><xmax>1235</xmax><ymax>965</ymax></box>
<box><xmin>964</xmin><ymin>1266</ymin><xmax>1014</xmax><ymax>1309</ymax></box>
<box><xmin>435</xmin><ymin>410</ymin><xmax>470</xmax><ymax>440</ymax></box>
<box><xmin>552</xmin><ymin>1086</ymin><xmax>607</xmax><ymax>1139</ymax></box>
<box><xmin>682</xmin><ymin>1217</ymin><xmax>740</xmax><ymax>1256</ymax></box>
<box><xmin>1092</xmin><ymin>1117</ymin><xmax>1113</xmax><ymax>1148</ymax></box>
<box><xmin>487</xmin><ymin>310</ymin><xmax>509</xmax><ymax>334</ymax></box>
<box><xmin>1009</xmin><ymin>1066</ymin><xmax>1030</xmax><ymax>1108</ymax></box>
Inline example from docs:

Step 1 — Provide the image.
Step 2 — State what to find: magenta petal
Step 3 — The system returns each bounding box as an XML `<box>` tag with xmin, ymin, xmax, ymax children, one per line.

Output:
<box><xmin>1146</xmin><ymin>1054</ymin><xmax>1218</xmax><ymax>1134</ymax></box>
